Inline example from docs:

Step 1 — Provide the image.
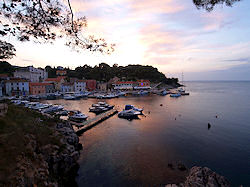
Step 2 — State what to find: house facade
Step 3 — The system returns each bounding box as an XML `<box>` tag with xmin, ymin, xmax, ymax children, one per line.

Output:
<box><xmin>44</xmin><ymin>77</ymin><xmax>65</xmax><ymax>91</ymax></box>
<box><xmin>97</xmin><ymin>82</ymin><xmax>108</xmax><ymax>91</ymax></box>
<box><xmin>86</xmin><ymin>80</ymin><xmax>96</xmax><ymax>91</ymax></box>
<box><xmin>61</xmin><ymin>83</ymin><xmax>74</xmax><ymax>93</ymax></box>
<box><xmin>29</xmin><ymin>83</ymin><xmax>54</xmax><ymax>95</ymax></box>
<box><xmin>14</xmin><ymin>66</ymin><xmax>48</xmax><ymax>82</ymax></box>
<box><xmin>113</xmin><ymin>81</ymin><xmax>134</xmax><ymax>90</ymax></box>
<box><xmin>74</xmin><ymin>80</ymin><xmax>86</xmax><ymax>92</ymax></box>
<box><xmin>5</xmin><ymin>79</ymin><xmax>29</xmax><ymax>96</ymax></box>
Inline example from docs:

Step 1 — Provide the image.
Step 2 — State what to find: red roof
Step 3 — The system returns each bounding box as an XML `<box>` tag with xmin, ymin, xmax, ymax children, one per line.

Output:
<box><xmin>115</xmin><ymin>81</ymin><xmax>135</xmax><ymax>84</ymax></box>
<box><xmin>44</xmin><ymin>76</ymin><xmax>65</xmax><ymax>82</ymax></box>
<box><xmin>0</xmin><ymin>74</ymin><xmax>8</xmax><ymax>78</ymax></box>
<box><xmin>30</xmin><ymin>82</ymin><xmax>52</xmax><ymax>86</ymax></box>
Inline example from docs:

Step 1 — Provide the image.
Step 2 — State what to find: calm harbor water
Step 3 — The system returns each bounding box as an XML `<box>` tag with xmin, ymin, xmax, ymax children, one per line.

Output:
<box><xmin>46</xmin><ymin>81</ymin><xmax>250</xmax><ymax>187</ymax></box>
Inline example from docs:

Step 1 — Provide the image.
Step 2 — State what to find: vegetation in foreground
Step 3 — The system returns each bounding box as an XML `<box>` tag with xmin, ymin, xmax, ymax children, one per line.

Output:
<box><xmin>0</xmin><ymin>103</ymin><xmax>80</xmax><ymax>186</ymax></box>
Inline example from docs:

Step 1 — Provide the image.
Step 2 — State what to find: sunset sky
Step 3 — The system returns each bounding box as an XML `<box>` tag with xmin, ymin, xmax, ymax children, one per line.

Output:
<box><xmin>8</xmin><ymin>0</ymin><xmax>250</xmax><ymax>80</ymax></box>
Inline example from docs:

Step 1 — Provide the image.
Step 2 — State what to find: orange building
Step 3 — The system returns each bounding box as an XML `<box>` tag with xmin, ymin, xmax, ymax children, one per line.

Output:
<box><xmin>134</xmin><ymin>80</ymin><xmax>151</xmax><ymax>90</ymax></box>
<box><xmin>29</xmin><ymin>82</ymin><xmax>53</xmax><ymax>95</ymax></box>
<box><xmin>44</xmin><ymin>76</ymin><xmax>66</xmax><ymax>91</ymax></box>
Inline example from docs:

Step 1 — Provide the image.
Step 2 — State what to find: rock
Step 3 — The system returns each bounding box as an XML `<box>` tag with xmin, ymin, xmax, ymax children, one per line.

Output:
<box><xmin>208</xmin><ymin>123</ymin><xmax>211</xmax><ymax>129</ymax></box>
<box><xmin>166</xmin><ymin>166</ymin><xmax>230</xmax><ymax>187</ymax></box>
<box><xmin>184</xmin><ymin>166</ymin><xmax>230</xmax><ymax>187</ymax></box>
<box><xmin>177</xmin><ymin>163</ymin><xmax>187</xmax><ymax>171</ymax></box>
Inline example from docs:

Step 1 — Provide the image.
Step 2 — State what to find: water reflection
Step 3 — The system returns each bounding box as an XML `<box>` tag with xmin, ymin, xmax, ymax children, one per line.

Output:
<box><xmin>45</xmin><ymin>82</ymin><xmax>250</xmax><ymax>186</ymax></box>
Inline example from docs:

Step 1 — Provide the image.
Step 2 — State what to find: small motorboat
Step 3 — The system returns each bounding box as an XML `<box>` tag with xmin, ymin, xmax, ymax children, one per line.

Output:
<box><xmin>68</xmin><ymin>110</ymin><xmax>88</xmax><ymax>122</ymax></box>
<box><xmin>64</xmin><ymin>95</ymin><xmax>76</xmax><ymax>100</ymax></box>
<box><xmin>42</xmin><ymin>105</ymin><xmax>64</xmax><ymax>114</ymax></box>
<box><xmin>125</xmin><ymin>105</ymin><xmax>143</xmax><ymax>113</ymax></box>
<box><xmin>89</xmin><ymin>102</ymin><xmax>114</xmax><ymax>114</ymax></box>
<box><xmin>170</xmin><ymin>93</ymin><xmax>181</xmax><ymax>98</ymax></box>
<box><xmin>118</xmin><ymin>109</ymin><xmax>141</xmax><ymax>119</ymax></box>
<box><xmin>117</xmin><ymin>91</ymin><xmax>126</xmax><ymax>97</ymax></box>
<box><xmin>159</xmin><ymin>90</ymin><xmax>170</xmax><ymax>96</ymax></box>
<box><xmin>132</xmin><ymin>90</ymin><xmax>149</xmax><ymax>96</ymax></box>
<box><xmin>89</xmin><ymin>106</ymin><xmax>108</xmax><ymax>114</ymax></box>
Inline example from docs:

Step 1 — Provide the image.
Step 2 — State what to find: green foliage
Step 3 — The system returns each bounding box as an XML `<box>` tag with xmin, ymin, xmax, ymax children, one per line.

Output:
<box><xmin>0</xmin><ymin>104</ymin><xmax>62</xmax><ymax>185</ymax></box>
<box><xmin>64</xmin><ymin>63</ymin><xmax>179</xmax><ymax>84</ymax></box>
<box><xmin>0</xmin><ymin>61</ymin><xmax>15</xmax><ymax>76</ymax></box>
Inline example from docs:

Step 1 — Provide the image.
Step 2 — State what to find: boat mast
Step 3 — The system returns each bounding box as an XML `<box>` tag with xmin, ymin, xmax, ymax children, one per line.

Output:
<box><xmin>181</xmin><ymin>71</ymin><xmax>184</xmax><ymax>86</ymax></box>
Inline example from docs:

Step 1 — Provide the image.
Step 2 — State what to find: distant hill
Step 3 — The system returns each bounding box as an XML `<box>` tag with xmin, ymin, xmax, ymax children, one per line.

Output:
<box><xmin>0</xmin><ymin>61</ymin><xmax>16</xmax><ymax>76</ymax></box>
<box><xmin>47</xmin><ymin>63</ymin><xmax>180</xmax><ymax>85</ymax></box>
<box><xmin>1</xmin><ymin>62</ymin><xmax>179</xmax><ymax>85</ymax></box>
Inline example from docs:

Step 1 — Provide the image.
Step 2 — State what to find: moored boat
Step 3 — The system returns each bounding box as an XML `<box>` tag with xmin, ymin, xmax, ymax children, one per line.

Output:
<box><xmin>170</xmin><ymin>93</ymin><xmax>181</xmax><ymax>98</ymax></box>
<box><xmin>118</xmin><ymin>109</ymin><xmax>141</xmax><ymax>119</ymax></box>
<box><xmin>68</xmin><ymin>110</ymin><xmax>88</xmax><ymax>122</ymax></box>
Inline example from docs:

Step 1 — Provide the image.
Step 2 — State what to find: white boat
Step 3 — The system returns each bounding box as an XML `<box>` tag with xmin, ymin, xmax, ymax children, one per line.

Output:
<box><xmin>118</xmin><ymin>109</ymin><xmax>141</xmax><ymax>119</ymax></box>
<box><xmin>42</xmin><ymin>105</ymin><xmax>63</xmax><ymax>114</ymax></box>
<box><xmin>68</xmin><ymin>110</ymin><xmax>88</xmax><ymax>122</ymax></box>
<box><xmin>90</xmin><ymin>102</ymin><xmax>114</xmax><ymax>114</ymax></box>
<box><xmin>133</xmin><ymin>90</ymin><xmax>149</xmax><ymax>96</ymax></box>
<box><xmin>64</xmin><ymin>94</ymin><xmax>76</xmax><ymax>100</ymax></box>
<box><xmin>117</xmin><ymin>91</ymin><xmax>126</xmax><ymax>97</ymax></box>
<box><xmin>125</xmin><ymin>105</ymin><xmax>143</xmax><ymax>113</ymax></box>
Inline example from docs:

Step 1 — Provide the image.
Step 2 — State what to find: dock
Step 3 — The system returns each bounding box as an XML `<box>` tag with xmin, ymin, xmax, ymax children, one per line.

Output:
<box><xmin>72</xmin><ymin>109</ymin><xmax>118</xmax><ymax>135</ymax></box>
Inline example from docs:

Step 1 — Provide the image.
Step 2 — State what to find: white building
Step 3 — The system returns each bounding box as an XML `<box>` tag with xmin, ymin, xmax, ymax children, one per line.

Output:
<box><xmin>14</xmin><ymin>66</ymin><xmax>48</xmax><ymax>82</ymax></box>
<box><xmin>74</xmin><ymin>80</ymin><xmax>86</xmax><ymax>93</ymax></box>
<box><xmin>113</xmin><ymin>81</ymin><xmax>134</xmax><ymax>90</ymax></box>
<box><xmin>5</xmin><ymin>79</ymin><xmax>29</xmax><ymax>96</ymax></box>
<box><xmin>61</xmin><ymin>83</ymin><xmax>74</xmax><ymax>93</ymax></box>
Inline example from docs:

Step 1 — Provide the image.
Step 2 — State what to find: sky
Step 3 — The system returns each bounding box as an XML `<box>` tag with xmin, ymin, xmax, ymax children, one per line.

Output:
<box><xmin>7</xmin><ymin>0</ymin><xmax>250</xmax><ymax>80</ymax></box>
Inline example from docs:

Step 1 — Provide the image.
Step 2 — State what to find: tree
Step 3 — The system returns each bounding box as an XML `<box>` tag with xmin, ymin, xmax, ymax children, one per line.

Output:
<box><xmin>0</xmin><ymin>40</ymin><xmax>15</xmax><ymax>59</ymax></box>
<box><xmin>0</xmin><ymin>0</ymin><xmax>115</xmax><ymax>60</ymax></box>
<box><xmin>193</xmin><ymin>0</ymin><xmax>241</xmax><ymax>11</ymax></box>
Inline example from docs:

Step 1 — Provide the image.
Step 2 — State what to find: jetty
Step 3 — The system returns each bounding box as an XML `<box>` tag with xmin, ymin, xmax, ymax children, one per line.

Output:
<box><xmin>72</xmin><ymin>109</ymin><xmax>118</xmax><ymax>135</ymax></box>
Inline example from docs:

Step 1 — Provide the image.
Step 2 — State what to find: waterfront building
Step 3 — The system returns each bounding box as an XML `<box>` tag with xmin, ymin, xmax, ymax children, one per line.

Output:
<box><xmin>97</xmin><ymin>82</ymin><xmax>108</xmax><ymax>91</ymax></box>
<box><xmin>108</xmin><ymin>76</ymin><xmax>120</xmax><ymax>90</ymax></box>
<box><xmin>0</xmin><ymin>74</ymin><xmax>9</xmax><ymax>80</ymax></box>
<box><xmin>113</xmin><ymin>81</ymin><xmax>134</xmax><ymax>90</ymax></box>
<box><xmin>134</xmin><ymin>80</ymin><xmax>151</xmax><ymax>90</ymax></box>
<box><xmin>45</xmin><ymin>83</ymin><xmax>55</xmax><ymax>94</ymax></box>
<box><xmin>29</xmin><ymin>82</ymin><xmax>54</xmax><ymax>95</ymax></box>
<box><xmin>74</xmin><ymin>80</ymin><xmax>86</xmax><ymax>92</ymax></box>
<box><xmin>5</xmin><ymin>79</ymin><xmax>29</xmax><ymax>96</ymax></box>
<box><xmin>61</xmin><ymin>83</ymin><xmax>74</xmax><ymax>93</ymax></box>
<box><xmin>44</xmin><ymin>76</ymin><xmax>66</xmax><ymax>91</ymax></box>
<box><xmin>14</xmin><ymin>66</ymin><xmax>48</xmax><ymax>82</ymax></box>
<box><xmin>86</xmin><ymin>80</ymin><xmax>96</xmax><ymax>91</ymax></box>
